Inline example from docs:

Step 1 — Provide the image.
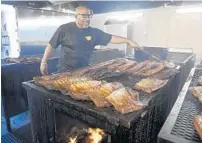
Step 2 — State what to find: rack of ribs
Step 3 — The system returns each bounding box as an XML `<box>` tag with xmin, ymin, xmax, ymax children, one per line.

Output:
<box><xmin>127</xmin><ymin>61</ymin><xmax>150</xmax><ymax>75</ymax></box>
<box><xmin>190</xmin><ymin>86</ymin><xmax>202</xmax><ymax>104</ymax></box>
<box><xmin>193</xmin><ymin>113</ymin><xmax>202</xmax><ymax>140</ymax></box>
<box><xmin>66</xmin><ymin>80</ymin><xmax>104</xmax><ymax>100</ymax></box>
<box><xmin>86</xmin><ymin>82</ymin><xmax>123</xmax><ymax>107</ymax></box>
<box><xmin>106</xmin><ymin>87</ymin><xmax>144</xmax><ymax>114</ymax></box>
<box><xmin>135</xmin><ymin>78</ymin><xmax>168</xmax><ymax>93</ymax></box>
<box><xmin>135</xmin><ymin>62</ymin><xmax>165</xmax><ymax>77</ymax></box>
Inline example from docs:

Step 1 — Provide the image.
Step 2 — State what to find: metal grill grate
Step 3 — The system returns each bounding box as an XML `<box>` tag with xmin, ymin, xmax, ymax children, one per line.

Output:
<box><xmin>171</xmin><ymin>69</ymin><xmax>202</xmax><ymax>142</ymax></box>
<box><xmin>1</xmin><ymin>133</ymin><xmax>26</xmax><ymax>143</ymax></box>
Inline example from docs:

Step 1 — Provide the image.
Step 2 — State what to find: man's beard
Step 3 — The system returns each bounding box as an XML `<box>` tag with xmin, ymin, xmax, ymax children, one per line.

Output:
<box><xmin>79</xmin><ymin>20</ymin><xmax>90</xmax><ymax>28</ymax></box>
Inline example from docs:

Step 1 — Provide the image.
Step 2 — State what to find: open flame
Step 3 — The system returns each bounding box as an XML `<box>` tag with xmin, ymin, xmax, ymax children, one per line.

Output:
<box><xmin>68</xmin><ymin>136</ymin><xmax>77</xmax><ymax>143</ymax></box>
<box><xmin>67</xmin><ymin>128</ymin><xmax>104</xmax><ymax>143</ymax></box>
<box><xmin>87</xmin><ymin>128</ymin><xmax>105</xmax><ymax>143</ymax></box>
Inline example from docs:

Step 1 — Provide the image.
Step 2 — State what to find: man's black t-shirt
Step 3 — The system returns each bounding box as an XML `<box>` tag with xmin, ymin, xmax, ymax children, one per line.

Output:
<box><xmin>49</xmin><ymin>22</ymin><xmax>112</xmax><ymax>72</ymax></box>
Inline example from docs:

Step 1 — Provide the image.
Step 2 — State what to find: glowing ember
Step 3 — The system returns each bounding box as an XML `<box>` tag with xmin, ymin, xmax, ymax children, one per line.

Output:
<box><xmin>68</xmin><ymin>136</ymin><xmax>77</xmax><ymax>143</ymax></box>
<box><xmin>87</xmin><ymin>128</ymin><xmax>104</xmax><ymax>143</ymax></box>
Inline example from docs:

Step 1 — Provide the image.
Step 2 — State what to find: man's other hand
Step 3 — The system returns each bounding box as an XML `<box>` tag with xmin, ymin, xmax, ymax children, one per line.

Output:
<box><xmin>40</xmin><ymin>63</ymin><xmax>48</xmax><ymax>75</ymax></box>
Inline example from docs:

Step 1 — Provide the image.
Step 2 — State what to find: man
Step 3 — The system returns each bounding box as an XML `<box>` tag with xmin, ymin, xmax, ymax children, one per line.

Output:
<box><xmin>40</xmin><ymin>6</ymin><xmax>141</xmax><ymax>75</ymax></box>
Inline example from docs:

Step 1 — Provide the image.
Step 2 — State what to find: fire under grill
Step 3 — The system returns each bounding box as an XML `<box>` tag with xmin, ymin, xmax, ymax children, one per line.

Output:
<box><xmin>23</xmin><ymin>58</ymin><xmax>180</xmax><ymax>143</ymax></box>
<box><xmin>55</xmin><ymin>111</ymin><xmax>108</xmax><ymax>143</ymax></box>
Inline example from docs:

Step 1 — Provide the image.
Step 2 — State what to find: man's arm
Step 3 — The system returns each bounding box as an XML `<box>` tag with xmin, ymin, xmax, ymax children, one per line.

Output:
<box><xmin>110</xmin><ymin>35</ymin><xmax>140</xmax><ymax>49</ymax></box>
<box><xmin>40</xmin><ymin>25</ymin><xmax>63</xmax><ymax>75</ymax></box>
<box><xmin>40</xmin><ymin>44</ymin><xmax>54</xmax><ymax>75</ymax></box>
<box><xmin>41</xmin><ymin>44</ymin><xmax>54</xmax><ymax>64</ymax></box>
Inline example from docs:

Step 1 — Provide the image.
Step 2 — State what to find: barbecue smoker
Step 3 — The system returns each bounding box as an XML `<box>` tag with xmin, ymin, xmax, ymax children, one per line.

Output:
<box><xmin>23</xmin><ymin>58</ymin><xmax>181</xmax><ymax>143</ymax></box>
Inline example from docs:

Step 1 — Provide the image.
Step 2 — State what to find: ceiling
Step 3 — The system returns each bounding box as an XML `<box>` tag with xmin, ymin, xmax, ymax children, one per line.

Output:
<box><xmin>2</xmin><ymin>1</ymin><xmax>202</xmax><ymax>15</ymax></box>
<box><xmin>50</xmin><ymin>1</ymin><xmax>184</xmax><ymax>14</ymax></box>
<box><xmin>1</xmin><ymin>1</ymin><xmax>52</xmax><ymax>8</ymax></box>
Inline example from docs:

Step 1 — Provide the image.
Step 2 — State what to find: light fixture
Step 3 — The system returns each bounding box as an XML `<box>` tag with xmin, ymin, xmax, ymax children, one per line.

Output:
<box><xmin>62</xmin><ymin>8</ymin><xmax>75</xmax><ymax>14</ymax></box>
<box><xmin>176</xmin><ymin>6</ymin><xmax>202</xmax><ymax>13</ymax></box>
<box><xmin>108</xmin><ymin>12</ymin><xmax>143</xmax><ymax>21</ymax></box>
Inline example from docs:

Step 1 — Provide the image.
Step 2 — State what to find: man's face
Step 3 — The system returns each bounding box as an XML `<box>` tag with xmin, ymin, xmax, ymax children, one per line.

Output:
<box><xmin>76</xmin><ymin>8</ymin><xmax>93</xmax><ymax>29</ymax></box>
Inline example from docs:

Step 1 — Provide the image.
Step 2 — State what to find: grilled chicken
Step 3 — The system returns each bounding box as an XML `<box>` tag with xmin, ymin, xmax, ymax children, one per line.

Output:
<box><xmin>135</xmin><ymin>78</ymin><xmax>168</xmax><ymax>93</ymax></box>
<box><xmin>190</xmin><ymin>86</ymin><xmax>202</xmax><ymax>104</ymax></box>
<box><xmin>193</xmin><ymin>113</ymin><xmax>202</xmax><ymax>140</ymax></box>
<box><xmin>106</xmin><ymin>87</ymin><xmax>144</xmax><ymax>114</ymax></box>
<box><xmin>86</xmin><ymin>82</ymin><xmax>123</xmax><ymax>107</ymax></box>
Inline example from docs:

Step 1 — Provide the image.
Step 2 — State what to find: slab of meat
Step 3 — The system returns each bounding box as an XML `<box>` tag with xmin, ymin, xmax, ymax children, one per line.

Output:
<box><xmin>34</xmin><ymin>80</ymin><xmax>55</xmax><ymax>90</ymax></box>
<box><xmin>199</xmin><ymin>77</ymin><xmax>202</xmax><ymax>86</ymax></box>
<box><xmin>66</xmin><ymin>80</ymin><xmax>104</xmax><ymax>100</ymax></box>
<box><xmin>53</xmin><ymin>77</ymin><xmax>90</xmax><ymax>92</ymax></box>
<box><xmin>106</xmin><ymin>87</ymin><xmax>144</xmax><ymax>114</ymax></box>
<box><xmin>193</xmin><ymin>113</ymin><xmax>202</xmax><ymax>140</ymax></box>
<box><xmin>107</xmin><ymin>58</ymin><xmax>131</xmax><ymax>71</ymax></box>
<box><xmin>33</xmin><ymin>72</ymin><xmax>70</xmax><ymax>81</ymax></box>
<box><xmin>127</xmin><ymin>61</ymin><xmax>150</xmax><ymax>74</ymax></box>
<box><xmin>71</xmin><ymin>68</ymin><xmax>92</xmax><ymax>77</ymax></box>
<box><xmin>90</xmin><ymin>59</ymin><xmax>117</xmax><ymax>70</ymax></box>
<box><xmin>116</xmin><ymin>61</ymin><xmax>137</xmax><ymax>72</ymax></box>
<box><xmin>33</xmin><ymin>72</ymin><xmax>70</xmax><ymax>89</ymax></box>
<box><xmin>135</xmin><ymin>78</ymin><xmax>168</xmax><ymax>93</ymax></box>
<box><xmin>6</xmin><ymin>57</ymin><xmax>41</xmax><ymax>63</ymax></box>
<box><xmin>163</xmin><ymin>61</ymin><xmax>176</xmax><ymax>69</ymax></box>
<box><xmin>132</xmin><ymin>61</ymin><xmax>154</xmax><ymax>75</ymax></box>
<box><xmin>151</xmin><ymin>69</ymin><xmax>179</xmax><ymax>80</ymax></box>
<box><xmin>189</xmin><ymin>86</ymin><xmax>202</xmax><ymax>104</ymax></box>
<box><xmin>138</xmin><ymin>63</ymin><xmax>164</xmax><ymax>77</ymax></box>
<box><xmin>86</xmin><ymin>82</ymin><xmax>123</xmax><ymax>107</ymax></box>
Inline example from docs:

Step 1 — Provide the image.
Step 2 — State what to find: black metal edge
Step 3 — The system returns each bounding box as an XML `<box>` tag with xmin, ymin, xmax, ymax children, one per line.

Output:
<box><xmin>157</xmin><ymin>68</ymin><xmax>197</xmax><ymax>143</ymax></box>
<box><xmin>196</xmin><ymin>65</ymin><xmax>202</xmax><ymax>69</ymax></box>
<box><xmin>200</xmin><ymin>57</ymin><xmax>202</xmax><ymax>65</ymax></box>
<box><xmin>1</xmin><ymin>56</ymin><xmax>59</xmax><ymax>67</ymax></box>
<box><xmin>182</xmin><ymin>53</ymin><xmax>196</xmax><ymax>65</ymax></box>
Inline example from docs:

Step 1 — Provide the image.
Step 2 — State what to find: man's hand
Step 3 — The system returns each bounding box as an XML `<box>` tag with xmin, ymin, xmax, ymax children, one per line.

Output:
<box><xmin>40</xmin><ymin>63</ymin><xmax>48</xmax><ymax>75</ymax></box>
<box><xmin>128</xmin><ymin>40</ymin><xmax>142</xmax><ymax>50</ymax></box>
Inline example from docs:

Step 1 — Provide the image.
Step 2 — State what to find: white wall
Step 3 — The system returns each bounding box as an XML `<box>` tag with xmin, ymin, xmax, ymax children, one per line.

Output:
<box><xmin>2</xmin><ymin>5</ymin><xmax>20</xmax><ymax>58</ymax></box>
<box><xmin>18</xmin><ymin>16</ymin><xmax>75</xmax><ymax>44</ymax></box>
<box><xmin>91</xmin><ymin>5</ymin><xmax>202</xmax><ymax>56</ymax></box>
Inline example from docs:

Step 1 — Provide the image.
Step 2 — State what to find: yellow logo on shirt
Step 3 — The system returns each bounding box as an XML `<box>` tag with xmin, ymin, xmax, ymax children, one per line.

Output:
<box><xmin>85</xmin><ymin>36</ymin><xmax>92</xmax><ymax>41</ymax></box>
